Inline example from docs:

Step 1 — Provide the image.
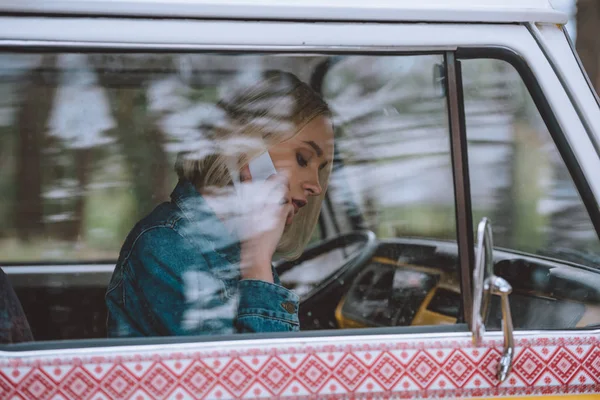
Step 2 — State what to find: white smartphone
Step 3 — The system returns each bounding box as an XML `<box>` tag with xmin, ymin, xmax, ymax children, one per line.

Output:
<box><xmin>229</xmin><ymin>151</ymin><xmax>277</xmax><ymax>189</ymax></box>
<box><xmin>248</xmin><ymin>151</ymin><xmax>277</xmax><ymax>183</ymax></box>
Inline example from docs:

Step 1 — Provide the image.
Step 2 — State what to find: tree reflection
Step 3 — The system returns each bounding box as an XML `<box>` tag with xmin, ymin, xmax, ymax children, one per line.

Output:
<box><xmin>1</xmin><ymin>52</ymin><xmax>599</xmax><ymax>268</ymax></box>
<box><xmin>15</xmin><ymin>54</ymin><xmax>56</xmax><ymax>242</ymax></box>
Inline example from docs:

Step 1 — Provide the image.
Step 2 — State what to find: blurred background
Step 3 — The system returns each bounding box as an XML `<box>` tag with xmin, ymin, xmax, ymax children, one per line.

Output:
<box><xmin>1</xmin><ymin>0</ymin><xmax>599</xmax><ymax>267</ymax></box>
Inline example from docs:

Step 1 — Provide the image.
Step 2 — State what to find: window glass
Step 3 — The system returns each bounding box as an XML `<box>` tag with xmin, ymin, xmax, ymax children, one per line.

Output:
<box><xmin>462</xmin><ymin>58</ymin><xmax>600</xmax><ymax>331</ymax></box>
<box><xmin>304</xmin><ymin>55</ymin><xmax>461</xmax><ymax>329</ymax></box>
<box><xmin>321</xmin><ymin>56</ymin><xmax>457</xmax><ymax>241</ymax></box>
<box><xmin>0</xmin><ymin>54</ymin><xmax>325</xmax><ymax>263</ymax></box>
<box><xmin>0</xmin><ymin>52</ymin><xmax>460</xmax><ymax>344</ymax></box>
<box><xmin>462</xmin><ymin>58</ymin><xmax>600</xmax><ymax>267</ymax></box>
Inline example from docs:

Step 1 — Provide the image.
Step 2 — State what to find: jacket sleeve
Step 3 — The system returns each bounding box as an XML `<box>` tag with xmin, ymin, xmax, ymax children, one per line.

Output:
<box><xmin>236</xmin><ymin>277</ymin><xmax>300</xmax><ymax>333</ymax></box>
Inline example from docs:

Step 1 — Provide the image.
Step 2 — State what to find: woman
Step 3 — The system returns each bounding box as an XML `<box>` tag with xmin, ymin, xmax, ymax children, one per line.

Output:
<box><xmin>106</xmin><ymin>70</ymin><xmax>333</xmax><ymax>337</ymax></box>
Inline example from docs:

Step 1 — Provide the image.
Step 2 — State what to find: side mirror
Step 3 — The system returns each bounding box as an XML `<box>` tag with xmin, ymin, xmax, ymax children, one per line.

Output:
<box><xmin>471</xmin><ymin>218</ymin><xmax>514</xmax><ymax>383</ymax></box>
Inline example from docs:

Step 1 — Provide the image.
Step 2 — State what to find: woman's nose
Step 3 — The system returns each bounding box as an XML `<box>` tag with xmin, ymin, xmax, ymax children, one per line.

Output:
<box><xmin>303</xmin><ymin>179</ymin><xmax>322</xmax><ymax>197</ymax></box>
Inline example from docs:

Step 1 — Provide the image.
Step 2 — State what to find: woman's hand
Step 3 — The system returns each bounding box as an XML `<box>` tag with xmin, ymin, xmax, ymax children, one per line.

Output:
<box><xmin>238</xmin><ymin>174</ymin><xmax>294</xmax><ymax>283</ymax></box>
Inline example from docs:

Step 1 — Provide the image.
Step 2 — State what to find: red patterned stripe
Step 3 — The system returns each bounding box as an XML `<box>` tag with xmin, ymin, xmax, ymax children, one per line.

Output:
<box><xmin>0</xmin><ymin>335</ymin><xmax>599</xmax><ymax>399</ymax></box>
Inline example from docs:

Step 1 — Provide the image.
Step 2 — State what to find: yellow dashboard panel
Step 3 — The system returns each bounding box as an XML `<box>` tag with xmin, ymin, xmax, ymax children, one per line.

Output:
<box><xmin>335</xmin><ymin>256</ymin><xmax>459</xmax><ymax>328</ymax></box>
<box><xmin>336</xmin><ymin>255</ymin><xmax>600</xmax><ymax>330</ymax></box>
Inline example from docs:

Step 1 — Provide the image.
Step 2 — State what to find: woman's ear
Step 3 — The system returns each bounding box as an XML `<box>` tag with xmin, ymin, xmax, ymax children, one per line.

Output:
<box><xmin>239</xmin><ymin>164</ymin><xmax>251</xmax><ymax>182</ymax></box>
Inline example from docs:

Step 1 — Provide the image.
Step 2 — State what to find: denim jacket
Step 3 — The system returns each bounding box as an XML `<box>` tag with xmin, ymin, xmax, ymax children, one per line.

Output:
<box><xmin>106</xmin><ymin>179</ymin><xmax>299</xmax><ymax>337</ymax></box>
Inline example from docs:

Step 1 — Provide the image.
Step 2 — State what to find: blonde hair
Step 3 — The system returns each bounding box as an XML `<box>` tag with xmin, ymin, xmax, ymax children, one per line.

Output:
<box><xmin>175</xmin><ymin>70</ymin><xmax>332</xmax><ymax>260</ymax></box>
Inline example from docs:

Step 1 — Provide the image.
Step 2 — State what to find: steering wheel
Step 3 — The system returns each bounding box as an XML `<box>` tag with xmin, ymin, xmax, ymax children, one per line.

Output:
<box><xmin>274</xmin><ymin>230</ymin><xmax>378</xmax><ymax>329</ymax></box>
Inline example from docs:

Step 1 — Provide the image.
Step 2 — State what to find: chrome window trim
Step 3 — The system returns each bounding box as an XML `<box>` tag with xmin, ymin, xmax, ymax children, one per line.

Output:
<box><xmin>1</xmin><ymin>328</ymin><xmax>597</xmax><ymax>358</ymax></box>
<box><xmin>3</xmin><ymin>265</ymin><xmax>115</xmax><ymax>274</ymax></box>
<box><xmin>0</xmin><ymin>39</ymin><xmax>457</xmax><ymax>53</ymax></box>
<box><xmin>3</xmin><ymin>264</ymin><xmax>114</xmax><ymax>288</ymax></box>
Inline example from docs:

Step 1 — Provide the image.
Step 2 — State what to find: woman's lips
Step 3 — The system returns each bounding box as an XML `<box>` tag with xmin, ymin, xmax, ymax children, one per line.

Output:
<box><xmin>292</xmin><ymin>199</ymin><xmax>307</xmax><ymax>214</ymax></box>
<box><xmin>285</xmin><ymin>199</ymin><xmax>307</xmax><ymax>225</ymax></box>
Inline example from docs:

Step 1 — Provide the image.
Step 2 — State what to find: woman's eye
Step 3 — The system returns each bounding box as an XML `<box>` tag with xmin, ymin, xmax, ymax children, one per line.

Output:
<box><xmin>296</xmin><ymin>152</ymin><xmax>308</xmax><ymax>167</ymax></box>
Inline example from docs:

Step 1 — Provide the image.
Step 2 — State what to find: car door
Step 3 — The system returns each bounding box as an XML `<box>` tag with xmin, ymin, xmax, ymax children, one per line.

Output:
<box><xmin>0</xmin><ymin>15</ymin><xmax>599</xmax><ymax>400</ymax></box>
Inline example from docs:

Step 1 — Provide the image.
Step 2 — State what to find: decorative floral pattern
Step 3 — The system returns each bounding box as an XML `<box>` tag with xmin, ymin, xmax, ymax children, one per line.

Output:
<box><xmin>1</xmin><ymin>333</ymin><xmax>599</xmax><ymax>399</ymax></box>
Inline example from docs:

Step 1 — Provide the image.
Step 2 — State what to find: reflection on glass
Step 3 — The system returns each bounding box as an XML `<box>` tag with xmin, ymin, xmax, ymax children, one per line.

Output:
<box><xmin>0</xmin><ymin>53</ymin><xmax>463</xmax><ymax>342</ymax></box>
<box><xmin>279</xmin><ymin>242</ymin><xmax>362</xmax><ymax>298</ymax></box>
<box><xmin>1</xmin><ymin>54</ymin><xmax>457</xmax><ymax>262</ymax></box>
<box><xmin>463</xmin><ymin>59</ymin><xmax>600</xmax><ymax>268</ymax></box>
<box><xmin>1</xmin><ymin>54</ymin><xmax>338</xmax><ymax>340</ymax></box>
<box><xmin>322</xmin><ymin>55</ymin><xmax>456</xmax><ymax>241</ymax></box>
<box><xmin>0</xmin><ymin>54</ymin><xmax>329</xmax><ymax>262</ymax></box>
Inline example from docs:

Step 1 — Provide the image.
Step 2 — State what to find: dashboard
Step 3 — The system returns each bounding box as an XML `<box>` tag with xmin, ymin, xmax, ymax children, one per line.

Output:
<box><xmin>336</xmin><ymin>257</ymin><xmax>460</xmax><ymax>328</ymax></box>
<box><xmin>334</xmin><ymin>249</ymin><xmax>600</xmax><ymax>330</ymax></box>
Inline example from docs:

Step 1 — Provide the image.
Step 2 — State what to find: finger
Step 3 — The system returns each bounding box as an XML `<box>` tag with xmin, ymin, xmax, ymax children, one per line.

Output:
<box><xmin>239</xmin><ymin>164</ymin><xmax>251</xmax><ymax>183</ymax></box>
<box><xmin>267</xmin><ymin>180</ymin><xmax>290</xmax><ymax>204</ymax></box>
<box><xmin>283</xmin><ymin>203</ymin><xmax>294</xmax><ymax>227</ymax></box>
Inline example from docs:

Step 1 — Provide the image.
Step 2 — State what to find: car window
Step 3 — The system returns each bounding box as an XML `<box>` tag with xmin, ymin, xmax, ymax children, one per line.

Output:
<box><xmin>462</xmin><ymin>58</ymin><xmax>600</xmax><ymax>268</ymax></box>
<box><xmin>462</xmin><ymin>57</ymin><xmax>600</xmax><ymax>331</ymax></box>
<box><xmin>0</xmin><ymin>52</ymin><xmax>462</xmax><ymax>346</ymax></box>
<box><xmin>320</xmin><ymin>55</ymin><xmax>456</xmax><ymax>241</ymax></box>
<box><xmin>295</xmin><ymin>54</ymin><xmax>462</xmax><ymax>329</ymax></box>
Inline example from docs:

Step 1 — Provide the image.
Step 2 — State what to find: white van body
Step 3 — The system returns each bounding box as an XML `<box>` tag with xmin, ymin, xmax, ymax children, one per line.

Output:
<box><xmin>1</xmin><ymin>1</ymin><xmax>599</xmax><ymax>399</ymax></box>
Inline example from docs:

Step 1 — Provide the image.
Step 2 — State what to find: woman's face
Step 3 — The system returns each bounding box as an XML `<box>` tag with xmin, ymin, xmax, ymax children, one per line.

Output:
<box><xmin>242</xmin><ymin>115</ymin><xmax>334</xmax><ymax>225</ymax></box>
